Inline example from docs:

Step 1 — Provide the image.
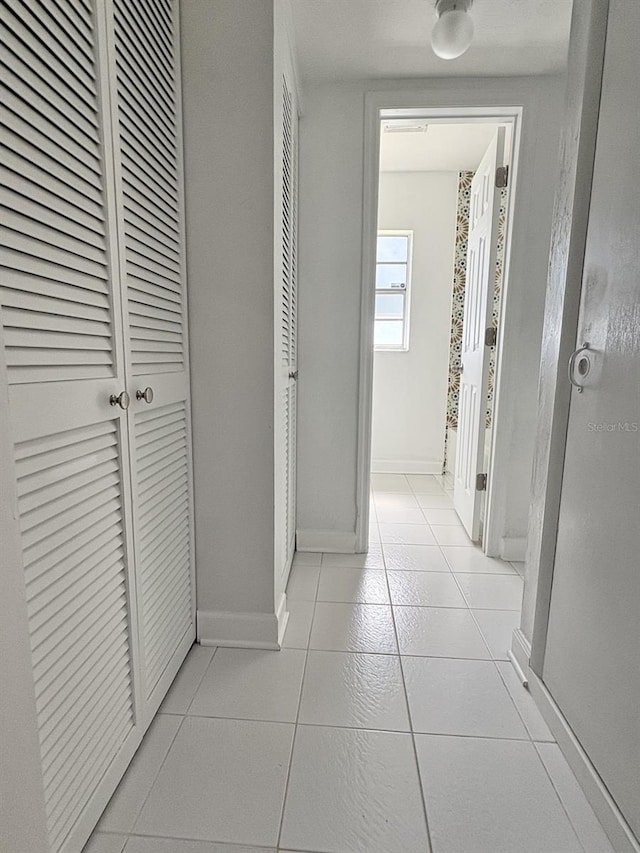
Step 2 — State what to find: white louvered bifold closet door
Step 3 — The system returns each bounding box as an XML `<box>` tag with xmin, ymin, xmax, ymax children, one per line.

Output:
<box><xmin>276</xmin><ymin>72</ymin><xmax>298</xmax><ymax>583</ymax></box>
<box><xmin>107</xmin><ymin>0</ymin><xmax>195</xmax><ymax>719</ymax></box>
<box><xmin>0</xmin><ymin>2</ymin><xmax>141</xmax><ymax>852</ymax></box>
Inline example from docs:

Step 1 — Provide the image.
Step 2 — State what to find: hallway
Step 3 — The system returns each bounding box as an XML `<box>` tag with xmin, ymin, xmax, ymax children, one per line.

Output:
<box><xmin>85</xmin><ymin>475</ymin><xmax>613</xmax><ymax>853</ymax></box>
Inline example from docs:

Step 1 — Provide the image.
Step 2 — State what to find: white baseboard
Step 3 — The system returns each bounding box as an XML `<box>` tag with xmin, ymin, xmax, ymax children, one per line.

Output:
<box><xmin>508</xmin><ymin>627</ymin><xmax>531</xmax><ymax>687</ymax></box>
<box><xmin>197</xmin><ymin>608</ymin><xmax>282</xmax><ymax>650</ymax></box>
<box><xmin>527</xmin><ymin>668</ymin><xmax>640</xmax><ymax>853</ymax></box>
<box><xmin>296</xmin><ymin>529</ymin><xmax>357</xmax><ymax>553</ymax></box>
<box><xmin>371</xmin><ymin>458</ymin><xmax>442</xmax><ymax>475</ymax></box>
<box><xmin>276</xmin><ymin>592</ymin><xmax>289</xmax><ymax>647</ymax></box>
<box><xmin>500</xmin><ymin>536</ymin><xmax>527</xmax><ymax>561</ymax></box>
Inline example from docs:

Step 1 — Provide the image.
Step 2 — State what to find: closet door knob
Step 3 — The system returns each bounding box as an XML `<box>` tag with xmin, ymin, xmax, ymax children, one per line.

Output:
<box><xmin>109</xmin><ymin>390</ymin><xmax>130</xmax><ymax>410</ymax></box>
<box><xmin>136</xmin><ymin>387</ymin><xmax>154</xmax><ymax>404</ymax></box>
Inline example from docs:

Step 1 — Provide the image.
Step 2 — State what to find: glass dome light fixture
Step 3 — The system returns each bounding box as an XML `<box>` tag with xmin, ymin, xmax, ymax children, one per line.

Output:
<box><xmin>431</xmin><ymin>0</ymin><xmax>475</xmax><ymax>60</ymax></box>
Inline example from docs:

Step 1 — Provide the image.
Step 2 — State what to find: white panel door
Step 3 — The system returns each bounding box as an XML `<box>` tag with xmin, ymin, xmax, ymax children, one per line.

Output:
<box><xmin>0</xmin><ymin>2</ymin><xmax>141</xmax><ymax>851</ymax></box>
<box><xmin>454</xmin><ymin>129</ymin><xmax>505</xmax><ymax>541</ymax></box>
<box><xmin>542</xmin><ymin>1</ymin><xmax>640</xmax><ymax>839</ymax></box>
<box><xmin>276</xmin><ymin>72</ymin><xmax>298</xmax><ymax>585</ymax></box>
<box><xmin>107</xmin><ymin>0</ymin><xmax>195</xmax><ymax>719</ymax></box>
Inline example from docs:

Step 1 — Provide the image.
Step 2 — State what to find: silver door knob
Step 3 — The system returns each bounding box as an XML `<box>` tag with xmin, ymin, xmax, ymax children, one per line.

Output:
<box><xmin>136</xmin><ymin>387</ymin><xmax>154</xmax><ymax>404</ymax></box>
<box><xmin>109</xmin><ymin>390</ymin><xmax>130</xmax><ymax>410</ymax></box>
<box><xmin>288</xmin><ymin>370</ymin><xmax>298</xmax><ymax>381</ymax></box>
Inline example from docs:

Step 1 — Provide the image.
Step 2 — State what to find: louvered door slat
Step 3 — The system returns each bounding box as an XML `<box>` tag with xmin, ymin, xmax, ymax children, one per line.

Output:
<box><xmin>118</xmin><ymin>111</ymin><xmax>179</xmax><ymax>192</ymax></box>
<box><xmin>138</xmin><ymin>491</ymin><xmax>188</xmax><ymax>545</ymax></box>
<box><xmin>145</xmin><ymin>578</ymin><xmax>190</xmax><ymax>667</ymax></box>
<box><xmin>276</xmin><ymin>67</ymin><xmax>298</xmax><ymax>585</ymax></box>
<box><xmin>116</xmin><ymin>52</ymin><xmax>176</xmax><ymax>141</ymax></box>
<box><xmin>127</xmin><ymin>237</ymin><xmax>181</xmax><ymax>276</ymax></box>
<box><xmin>1</xmin><ymin>109</ymin><xmax>102</xmax><ymax>187</ymax></box>
<box><xmin>1</xmin><ymin>17</ymin><xmax>96</xmax><ymax>113</ymax></box>
<box><xmin>35</xmin><ymin>605</ymin><xmax>127</xmax><ymax>713</ymax></box>
<box><xmin>124</xmin><ymin>217</ymin><xmax>180</xmax><ymax>267</ymax></box>
<box><xmin>141</xmin><ymin>525</ymin><xmax>189</xmax><ymax>583</ymax></box>
<box><xmin>42</xmin><ymin>672</ymin><xmax>130</xmax><ymax>792</ymax></box>
<box><xmin>122</xmin><ymin>167</ymin><xmax>179</xmax><ymax>233</ymax></box>
<box><xmin>3</xmin><ymin>147</ymin><xmax>104</xmax><ymax>216</ymax></box>
<box><xmin>133</xmin><ymin>400</ymin><xmax>192</xmax><ymax>699</ymax></box>
<box><xmin>49</xmin><ymin>712</ymin><xmax>131</xmax><ymax>852</ymax></box>
<box><xmin>0</xmin><ymin>2</ymin><xmax>142</xmax><ymax>844</ymax></box>
<box><xmin>141</xmin><ymin>543</ymin><xmax>189</xmax><ymax>608</ymax></box>
<box><xmin>131</xmin><ymin>0</ymin><xmax>172</xmax><ymax>49</ymax></box>
<box><xmin>113</xmin><ymin>0</ymin><xmax>185</xmax><ymax>378</ymax></box>
<box><xmin>15</xmin><ymin>417</ymin><xmax>134</xmax><ymax>853</ymax></box>
<box><xmin>42</xmin><ymin>668</ymin><xmax>129</xmax><ymax>778</ymax></box>
<box><xmin>23</xmin><ymin>485</ymin><xmax>120</xmax><ymax>555</ymax></box>
<box><xmin>2</xmin><ymin>0</ymin><xmax>196</xmax><ymax>849</ymax></box>
<box><xmin>1</xmin><ymin>7</ymin><xmax>95</xmax><ymax>98</ymax></box>
<box><xmin>1</xmin><ymin>0</ymin><xmax>117</xmax><ymax>389</ymax></box>
<box><xmin>41</xmin><ymin>0</ymin><xmax>94</xmax><ymax>50</ymax></box>
<box><xmin>2</xmin><ymin>170</ymin><xmax>106</xmax><ymax>238</ymax></box>
<box><xmin>2</xmin><ymin>58</ymin><xmax>98</xmax><ymax>146</ymax></box>
<box><xmin>3</xmin><ymin>209</ymin><xmax>105</xmax><ymax>263</ymax></box>
<box><xmin>16</xmin><ymin>0</ymin><xmax>95</xmax><ymax>68</ymax></box>
<box><xmin>128</xmin><ymin>262</ymin><xmax>181</xmax><ymax>295</ymax></box>
<box><xmin>3</xmin><ymin>298</ymin><xmax>111</xmax><ymax>332</ymax></box>
<box><xmin>4</xmin><ymin>228</ymin><xmax>107</xmax><ymax>279</ymax></box>
<box><xmin>116</xmin><ymin>0</ymin><xmax>175</xmax><ymax>92</ymax></box>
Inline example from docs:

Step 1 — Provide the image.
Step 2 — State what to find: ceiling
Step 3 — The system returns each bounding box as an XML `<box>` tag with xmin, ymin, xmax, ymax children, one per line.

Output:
<box><xmin>379</xmin><ymin>122</ymin><xmax>510</xmax><ymax>172</ymax></box>
<box><xmin>289</xmin><ymin>0</ymin><xmax>573</xmax><ymax>83</ymax></box>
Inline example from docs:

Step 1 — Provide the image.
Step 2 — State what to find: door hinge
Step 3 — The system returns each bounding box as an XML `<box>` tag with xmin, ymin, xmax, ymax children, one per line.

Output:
<box><xmin>476</xmin><ymin>472</ymin><xmax>487</xmax><ymax>492</ymax></box>
<box><xmin>484</xmin><ymin>326</ymin><xmax>498</xmax><ymax>347</ymax></box>
<box><xmin>495</xmin><ymin>165</ymin><xmax>509</xmax><ymax>189</ymax></box>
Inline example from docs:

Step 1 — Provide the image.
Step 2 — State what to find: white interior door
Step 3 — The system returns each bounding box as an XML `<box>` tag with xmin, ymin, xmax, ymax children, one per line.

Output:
<box><xmin>106</xmin><ymin>0</ymin><xmax>195</xmax><ymax>721</ymax></box>
<box><xmin>276</xmin><ymin>72</ymin><xmax>298</xmax><ymax>584</ymax></box>
<box><xmin>0</xmin><ymin>2</ymin><xmax>142</xmax><ymax>850</ymax></box>
<box><xmin>454</xmin><ymin>128</ymin><xmax>505</xmax><ymax>540</ymax></box>
<box><xmin>542</xmin><ymin>1</ymin><xmax>640</xmax><ymax>839</ymax></box>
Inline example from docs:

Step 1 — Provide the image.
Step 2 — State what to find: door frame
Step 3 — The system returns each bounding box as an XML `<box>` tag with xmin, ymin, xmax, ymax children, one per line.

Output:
<box><xmin>355</xmin><ymin>93</ymin><xmax>523</xmax><ymax>554</ymax></box>
<box><xmin>522</xmin><ymin>0</ymin><xmax>609</xmax><ymax>679</ymax></box>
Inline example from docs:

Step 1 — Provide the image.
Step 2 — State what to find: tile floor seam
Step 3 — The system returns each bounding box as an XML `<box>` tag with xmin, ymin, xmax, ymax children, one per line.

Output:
<box><xmin>275</xmin><ymin>608</ymin><xmax>314</xmax><ymax>850</ymax></box>
<box><xmin>381</xmin><ymin>533</ymin><xmax>435</xmax><ymax>853</ymax></box>
<box><xmin>531</xmin><ymin>741</ymin><xmax>590</xmax><ymax>853</ymax></box>
<box><xmin>454</xmin><ymin>580</ymin><xmax>545</xmax><ymax>746</ymax></box>
<box><xmin>183</xmin><ymin>712</ymin><xmax>298</xmax><ymax>726</ymax></box>
<box><xmin>123</xmin><ymin>828</ymin><xmax>277</xmax><ymax>849</ymax></box>
<box><xmin>490</xmin><ymin>653</ymin><xmax>542</xmax><ymax>745</ymax></box>
<box><xmin>127</xmin><ymin>712</ymin><xmax>187</xmax><ymax>838</ymax></box>
<box><xmin>86</xmin><ymin>476</ymin><xmax>612</xmax><ymax>853</ymax></box>
<box><xmin>276</xmin><ymin>624</ymin><xmax>312</xmax><ymax>850</ymax></box>
<box><xmin>182</xmin><ymin>645</ymin><xmax>219</xmax><ymax>716</ymax></box>
<box><xmin>399</xmin><ymin>651</ymin><xmax>506</xmax><ymax>663</ymax></box>
<box><xmin>376</xmin><ymin>492</ymin><xmax>572</xmax><ymax>829</ymax></box>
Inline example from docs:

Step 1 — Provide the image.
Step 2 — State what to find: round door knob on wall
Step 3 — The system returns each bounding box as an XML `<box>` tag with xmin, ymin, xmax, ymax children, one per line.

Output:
<box><xmin>136</xmin><ymin>387</ymin><xmax>154</xmax><ymax>404</ymax></box>
<box><xmin>109</xmin><ymin>390</ymin><xmax>130</xmax><ymax>410</ymax></box>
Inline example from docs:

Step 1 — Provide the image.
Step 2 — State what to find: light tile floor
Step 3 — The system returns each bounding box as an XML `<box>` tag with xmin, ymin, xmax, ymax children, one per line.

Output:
<box><xmin>86</xmin><ymin>475</ymin><xmax>615</xmax><ymax>853</ymax></box>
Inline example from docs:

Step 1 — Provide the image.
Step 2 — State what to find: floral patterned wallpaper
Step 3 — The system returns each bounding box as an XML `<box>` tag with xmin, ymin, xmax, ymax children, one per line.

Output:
<box><xmin>443</xmin><ymin>171</ymin><xmax>507</xmax><ymax>470</ymax></box>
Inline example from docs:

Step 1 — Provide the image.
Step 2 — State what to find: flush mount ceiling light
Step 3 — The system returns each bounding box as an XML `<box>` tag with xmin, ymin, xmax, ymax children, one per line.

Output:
<box><xmin>431</xmin><ymin>0</ymin><xmax>475</xmax><ymax>60</ymax></box>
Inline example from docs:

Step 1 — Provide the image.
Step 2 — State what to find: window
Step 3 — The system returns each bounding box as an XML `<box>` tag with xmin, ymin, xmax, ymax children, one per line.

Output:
<box><xmin>375</xmin><ymin>231</ymin><xmax>412</xmax><ymax>351</ymax></box>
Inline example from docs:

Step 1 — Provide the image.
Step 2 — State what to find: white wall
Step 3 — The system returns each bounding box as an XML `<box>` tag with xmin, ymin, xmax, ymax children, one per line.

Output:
<box><xmin>372</xmin><ymin>171</ymin><xmax>458</xmax><ymax>474</ymax></box>
<box><xmin>181</xmin><ymin>0</ymin><xmax>278</xmax><ymax>642</ymax></box>
<box><xmin>297</xmin><ymin>76</ymin><xmax>565</xmax><ymax>551</ymax></box>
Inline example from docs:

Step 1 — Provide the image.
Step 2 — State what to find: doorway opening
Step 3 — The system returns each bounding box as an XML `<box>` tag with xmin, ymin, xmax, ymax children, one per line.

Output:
<box><xmin>357</xmin><ymin>104</ymin><xmax>521</xmax><ymax>555</ymax></box>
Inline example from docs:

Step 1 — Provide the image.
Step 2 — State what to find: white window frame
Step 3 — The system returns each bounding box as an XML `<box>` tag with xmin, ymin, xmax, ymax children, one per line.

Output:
<box><xmin>374</xmin><ymin>229</ymin><xmax>413</xmax><ymax>352</ymax></box>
